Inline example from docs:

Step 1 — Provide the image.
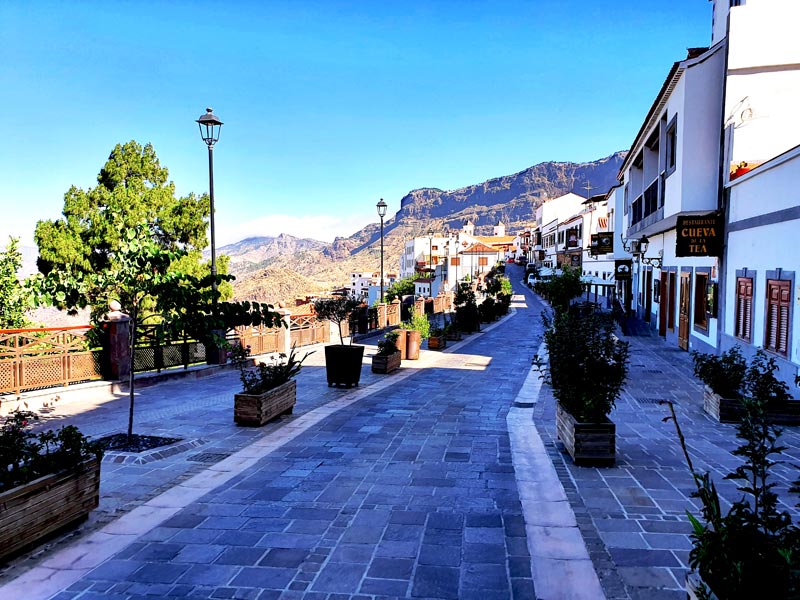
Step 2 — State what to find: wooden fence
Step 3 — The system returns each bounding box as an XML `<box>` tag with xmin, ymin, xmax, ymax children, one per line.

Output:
<box><xmin>290</xmin><ymin>314</ymin><xmax>329</xmax><ymax>347</ymax></box>
<box><xmin>0</xmin><ymin>326</ymin><xmax>103</xmax><ymax>395</ymax></box>
<box><xmin>133</xmin><ymin>324</ymin><xmax>206</xmax><ymax>374</ymax></box>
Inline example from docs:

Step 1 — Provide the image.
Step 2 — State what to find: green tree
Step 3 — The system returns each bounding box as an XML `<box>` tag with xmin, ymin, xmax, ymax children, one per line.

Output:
<box><xmin>0</xmin><ymin>238</ymin><xmax>31</xmax><ymax>329</ymax></box>
<box><xmin>34</xmin><ymin>140</ymin><xmax>231</xmax><ymax>313</ymax></box>
<box><xmin>385</xmin><ymin>276</ymin><xmax>416</xmax><ymax>302</ymax></box>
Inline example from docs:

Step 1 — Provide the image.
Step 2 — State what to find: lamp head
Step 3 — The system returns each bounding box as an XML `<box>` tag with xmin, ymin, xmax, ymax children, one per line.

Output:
<box><xmin>376</xmin><ymin>198</ymin><xmax>387</xmax><ymax>218</ymax></box>
<box><xmin>197</xmin><ymin>108</ymin><xmax>223</xmax><ymax>147</ymax></box>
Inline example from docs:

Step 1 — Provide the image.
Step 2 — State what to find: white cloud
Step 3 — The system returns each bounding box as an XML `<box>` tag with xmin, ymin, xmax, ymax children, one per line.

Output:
<box><xmin>216</xmin><ymin>212</ymin><xmax>376</xmax><ymax>246</ymax></box>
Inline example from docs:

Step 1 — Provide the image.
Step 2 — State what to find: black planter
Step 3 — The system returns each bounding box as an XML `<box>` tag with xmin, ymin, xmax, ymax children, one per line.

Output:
<box><xmin>324</xmin><ymin>345</ymin><xmax>364</xmax><ymax>387</ymax></box>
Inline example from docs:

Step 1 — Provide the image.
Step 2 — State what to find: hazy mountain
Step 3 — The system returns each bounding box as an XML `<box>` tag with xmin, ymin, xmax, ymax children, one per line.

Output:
<box><xmin>225</xmin><ymin>151</ymin><xmax>626</xmax><ymax>306</ymax></box>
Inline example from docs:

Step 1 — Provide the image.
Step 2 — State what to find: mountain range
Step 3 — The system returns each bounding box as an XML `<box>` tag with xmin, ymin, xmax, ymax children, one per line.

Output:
<box><xmin>229</xmin><ymin>151</ymin><xmax>626</xmax><ymax>307</ymax></box>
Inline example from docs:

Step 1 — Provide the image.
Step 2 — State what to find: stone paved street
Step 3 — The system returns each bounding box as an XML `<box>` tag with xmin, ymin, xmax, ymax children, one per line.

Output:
<box><xmin>2</xmin><ymin>264</ymin><xmax>800</xmax><ymax>599</ymax></box>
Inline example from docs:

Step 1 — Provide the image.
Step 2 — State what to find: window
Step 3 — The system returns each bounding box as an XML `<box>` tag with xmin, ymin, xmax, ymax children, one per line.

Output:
<box><xmin>735</xmin><ymin>277</ymin><xmax>753</xmax><ymax>342</ymax></box>
<box><xmin>765</xmin><ymin>279</ymin><xmax>790</xmax><ymax>356</ymax></box>
<box><xmin>694</xmin><ymin>273</ymin><xmax>708</xmax><ymax>330</ymax></box>
<box><xmin>478</xmin><ymin>257</ymin><xmax>488</xmax><ymax>267</ymax></box>
<box><xmin>666</xmin><ymin>117</ymin><xmax>677</xmax><ymax>175</ymax></box>
<box><xmin>450</xmin><ymin>257</ymin><xmax>460</xmax><ymax>266</ymax></box>
<box><xmin>432</xmin><ymin>245</ymin><xmax>438</xmax><ymax>251</ymax></box>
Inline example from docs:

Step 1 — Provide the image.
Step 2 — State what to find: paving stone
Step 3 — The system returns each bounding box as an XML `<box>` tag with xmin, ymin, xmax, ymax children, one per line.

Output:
<box><xmin>310</xmin><ymin>562</ymin><xmax>367</xmax><ymax>593</ymax></box>
<box><xmin>176</xmin><ymin>564</ymin><xmax>239</xmax><ymax>586</ymax></box>
<box><xmin>411</xmin><ymin>565</ymin><xmax>460</xmax><ymax>599</ymax></box>
<box><xmin>229</xmin><ymin>566</ymin><xmax>294</xmax><ymax>589</ymax></box>
<box><xmin>366</xmin><ymin>557</ymin><xmax>414</xmax><ymax>579</ymax></box>
<box><xmin>215</xmin><ymin>547</ymin><xmax>267</xmax><ymax>566</ymax></box>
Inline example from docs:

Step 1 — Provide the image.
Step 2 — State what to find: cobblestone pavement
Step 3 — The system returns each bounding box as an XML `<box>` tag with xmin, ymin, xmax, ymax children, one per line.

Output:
<box><xmin>532</xmin><ymin>293</ymin><xmax>800</xmax><ymax>600</ymax></box>
<box><xmin>1</xmin><ymin>265</ymin><xmax>553</xmax><ymax>599</ymax></box>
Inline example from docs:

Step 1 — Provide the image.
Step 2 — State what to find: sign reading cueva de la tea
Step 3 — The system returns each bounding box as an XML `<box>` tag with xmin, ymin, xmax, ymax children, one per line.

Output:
<box><xmin>676</xmin><ymin>213</ymin><xmax>723</xmax><ymax>257</ymax></box>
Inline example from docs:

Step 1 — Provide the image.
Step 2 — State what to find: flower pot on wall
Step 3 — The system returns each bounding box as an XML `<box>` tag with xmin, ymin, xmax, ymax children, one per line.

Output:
<box><xmin>372</xmin><ymin>351</ymin><xmax>401</xmax><ymax>374</ymax></box>
<box><xmin>234</xmin><ymin>379</ymin><xmax>296</xmax><ymax>426</ymax></box>
<box><xmin>0</xmin><ymin>458</ymin><xmax>101</xmax><ymax>563</ymax></box>
<box><xmin>556</xmin><ymin>403</ymin><xmax>615</xmax><ymax>466</ymax></box>
<box><xmin>324</xmin><ymin>344</ymin><xmax>364</xmax><ymax>387</ymax></box>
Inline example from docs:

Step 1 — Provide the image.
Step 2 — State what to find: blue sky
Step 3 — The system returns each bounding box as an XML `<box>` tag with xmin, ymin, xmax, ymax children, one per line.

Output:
<box><xmin>0</xmin><ymin>0</ymin><xmax>711</xmax><ymax>246</ymax></box>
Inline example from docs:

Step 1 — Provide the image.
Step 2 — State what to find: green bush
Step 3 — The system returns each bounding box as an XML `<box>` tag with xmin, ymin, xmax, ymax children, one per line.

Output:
<box><xmin>231</xmin><ymin>343</ymin><xmax>311</xmax><ymax>395</ymax></box>
<box><xmin>377</xmin><ymin>331</ymin><xmax>400</xmax><ymax>356</ymax></box>
<box><xmin>540</xmin><ymin>309</ymin><xmax>630</xmax><ymax>422</ymax></box>
<box><xmin>0</xmin><ymin>411</ymin><xmax>103</xmax><ymax>493</ymax></box>
<box><xmin>403</xmin><ymin>308</ymin><xmax>431</xmax><ymax>340</ymax></box>
<box><xmin>540</xmin><ymin>266</ymin><xmax>583</xmax><ymax>313</ymax></box>
<box><xmin>692</xmin><ymin>346</ymin><xmax>747</xmax><ymax>399</ymax></box>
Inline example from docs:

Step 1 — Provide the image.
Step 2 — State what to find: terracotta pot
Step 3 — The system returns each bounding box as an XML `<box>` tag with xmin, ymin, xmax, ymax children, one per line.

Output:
<box><xmin>406</xmin><ymin>330</ymin><xmax>421</xmax><ymax>360</ymax></box>
<box><xmin>395</xmin><ymin>329</ymin><xmax>407</xmax><ymax>360</ymax></box>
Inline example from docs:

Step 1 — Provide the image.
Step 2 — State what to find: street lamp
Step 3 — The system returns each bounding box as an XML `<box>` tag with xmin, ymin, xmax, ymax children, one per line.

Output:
<box><xmin>428</xmin><ymin>227</ymin><xmax>435</xmax><ymax>298</ymax></box>
<box><xmin>376</xmin><ymin>199</ymin><xmax>387</xmax><ymax>325</ymax></box>
<box><xmin>196</xmin><ymin>107</ymin><xmax>223</xmax><ymax>308</ymax></box>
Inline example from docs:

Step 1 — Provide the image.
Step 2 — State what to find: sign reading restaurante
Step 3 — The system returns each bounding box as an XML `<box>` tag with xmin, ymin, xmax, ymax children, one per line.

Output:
<box><xmin>675</xmin><ymin>213</ymin><xmax>723</xmax><ymax>257</ymax></box>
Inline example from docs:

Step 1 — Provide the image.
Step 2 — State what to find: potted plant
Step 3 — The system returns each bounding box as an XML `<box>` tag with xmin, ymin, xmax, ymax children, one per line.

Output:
<box><xmin>372</xmin><ymin>332</ymin><xmax>401</xmax><ymax>374</ymax></box>
<box><xmin>402</xmin><ymin>308</ymin><xmax>431</xmax><ymax>359</ymax></box>
<box><xmin>231</xmin><ymin>343</ymin><xmax>311</xmax><ymax>426</ymax></box>
<box><xmin>444</xmin><ymin>321</ymin><xmax>461</xmax><ymax>341</ymax></box>
<box><xmin>428</xmin><ymin>325</ymin><xmax>447</xmax><ymax>350</ymax></box>
<box><xmin>539</xmin><ymin>308</ymin><xmax>630</xmax><ymax>465</ymax></box>
<box><xmin>313</xmin><ymin>295</ymin><xmax>364</xmax><ymax>387</ymax></box>
<box><xmin>0</xmin><ymin>411</ymin><xmax>103</xmax><ymax>562</ymax></box>
<box><xmin>692</xmin><ymin>346</ymin><xmax>747</xmax><ymax>422</ymax></box>
<box><xmin>454</xmin><ymin>283</ymin><xmax>479</xmax><ymax>334</ymax></box>
<box><xmin>662</xmin><ymin>395</ymin><xmax>800</xmax><ymax>599</ymax></box>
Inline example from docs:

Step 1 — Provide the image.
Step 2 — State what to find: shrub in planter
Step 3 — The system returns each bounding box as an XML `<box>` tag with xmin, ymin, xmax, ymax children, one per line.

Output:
<box><xmin>231</xmin><ymin>343</ymin><xmax>311</xmax><ymax>425</ymax></box>
<box><xmin>541</xmin><ymin>265</ymin><xmax>583</xmax><ymax>313</ymax></box>
<box><xmin>454</xmin><ymin>283</ymin><xmax>479</xmax><ymax>333</ymax></box>
<box><xmin>0</xmin><ymin>411</ymin><xmax>103</xmax><ymax>561</ymax></box>
<box><xmin>692</xmin><ymin>345</ymin><xmax>746</xmax><ymax>400</ymax></box>
<box><xmin>664</xmin><ymin>398</ymin><xmax>800</xmax><ymax>599</ymax></box>
<box><xmin>372</xmin><ymin>332</ymin><xmax>401</xmax><ymax>374</ymax></box>
<box><xmin>479</xmin><ymin>297</ymin><xmax>496</xmax><ymax>322</ymax></box>
<box><xmin>539</xmin><ymin>309</ymin><xmax>630</xmax><ymax>465</ymax></box>
<box><xmin>428</xmin><ymin>326</ymin><xmax>446</xmax><ymax>350</ymax></box>
<box><xmin>313</xmin><ymin>295</ymin><xmax>364</xmax><ymax>387</ymax></box>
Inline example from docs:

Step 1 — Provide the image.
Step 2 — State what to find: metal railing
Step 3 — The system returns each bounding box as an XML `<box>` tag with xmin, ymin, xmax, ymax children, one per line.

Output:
<box><xmin>0</xmin><ymin>326</ymin><xmax>103</xmax><ymax>395</ymax></box>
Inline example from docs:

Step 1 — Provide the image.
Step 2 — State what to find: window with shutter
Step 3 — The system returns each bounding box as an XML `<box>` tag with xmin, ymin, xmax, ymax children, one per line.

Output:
<box><xmin>694</xmin><ymin>273</ymin><xmax>708</xmax><ymax>330</ymax></box>
<box><xmin>765</xmin><ymin>279</ymin><xmax>791</xmax><ymax>357</ymax></box>
<box><xmin>735</xmin><ymin>277</ymin><xmax>753</xmax><ymax>342</ymax></box>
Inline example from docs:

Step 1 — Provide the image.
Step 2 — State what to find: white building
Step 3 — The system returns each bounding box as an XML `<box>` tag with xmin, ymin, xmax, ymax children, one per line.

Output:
<box><xmin>717</xmin><ymin>0</ymin><xmax>800</xmax><ymax>383</ymax></box>
<box><xmin>617</xmin><ymin>41</ymin><xmax>725</xmax><ymax>353</ymax></box>
<box><xmin>350</xmin><ymin>271</ymin><xmax>397</xmax><ymax>302</ymax></box>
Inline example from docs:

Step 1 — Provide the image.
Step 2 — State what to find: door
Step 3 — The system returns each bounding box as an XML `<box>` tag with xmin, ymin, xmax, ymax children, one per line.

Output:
<box><xmin>658</xmin><ymin>277</ymin><xmax>668</xmax><ymax>337</ymax></box>
<box><xmin>678</xmin><ymin>273</ymin><xmax>691</xmax><ymax>350</ymax></box>
<box><xmin>644</xmin><ymin>269</ymin><xmax>653</xmax><ymax>323</ymax></box>
<box><xmin>668</xmin><ymin>272</ymin><xmax>676</xmax><ymax>331</ymax></box>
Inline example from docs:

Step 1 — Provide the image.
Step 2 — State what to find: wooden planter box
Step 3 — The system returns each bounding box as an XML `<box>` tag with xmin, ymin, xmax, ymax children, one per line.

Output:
<box><xmin>704</xmin><ymin>385</ymin><xmax>800</xmax><ymax>425</ymax></box>
<box><xmin>372</xmin><ymin>351</ymin><xmax>401</xmax><ymax>374</ymax></box>
<box><xmin>556</xmin><ymin>403</ymin><xmax>615</xmax><ymax>466</ymax></box>
<box><xmin>445</xmin><ymin>330</ymin><xmax>462</xmax><ymax>341</ymax></box>
<box><xmin>234</xmin><ymin>379</ymin><xmax>296</xmax><ymax>426</ymax></box>
<box><xmin>0</xmin><ymin>457</ymin><xmax>101</xmax><ymax>563</ymax></box>
<box><xmin>324</xmin><ymin>344</ymin><xmax>364</xmax><ymax>387</ymax></box>
<box><xmin>428</xmin><ymin>335</ymin><xmax>447</xmax><ymax>350</ymax></box>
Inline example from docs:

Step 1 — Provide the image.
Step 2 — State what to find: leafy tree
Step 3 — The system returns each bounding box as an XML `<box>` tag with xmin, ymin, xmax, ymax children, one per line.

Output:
<box><xmin>34</xmin><ymin>140</ymin><xmax>231</xmax><ymax>314</ymax></box>
<box><xmin>29</xmin><ymin>222</ymin><xmax>284</xmax><ymax>442</ymax></box>
<box><xmin>0</xmin><ymin>238</ymin><xmax>32</xmax><ymax>329</ymax></box>
<box><xmin>385</xmin><ymin>276</ymin><xmax>416</xmax><ymax>302</ymax></box>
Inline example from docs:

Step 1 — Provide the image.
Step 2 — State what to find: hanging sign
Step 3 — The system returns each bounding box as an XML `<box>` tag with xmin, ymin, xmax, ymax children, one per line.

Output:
<box><xmin>590</xmin><ymin>233</ymin><xmax>614</xmax><ymax>255</ymax></box>
<box><xmin>615</xmin><ymin>259</ymin><xmax>632</xmax><ymax>280</ymax></box>
<box><xmin>676</xmin><ymin>213</ymin><xmax>723</xmax><ymax>257</ymax></box>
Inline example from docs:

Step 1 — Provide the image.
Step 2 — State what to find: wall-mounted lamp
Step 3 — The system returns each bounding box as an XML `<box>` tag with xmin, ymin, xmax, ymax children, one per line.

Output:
<box><xmin>620</xmin><ymin>234</ymin><xmax>649</xmax><ymax>256</ymax></box>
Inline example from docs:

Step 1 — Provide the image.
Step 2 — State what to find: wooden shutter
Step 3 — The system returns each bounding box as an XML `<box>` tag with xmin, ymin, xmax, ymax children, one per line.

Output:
<box><xmin>765</xmin><ymin>280</ymin><xmax>790</xmax><ymax>356</ymax></box>
<box><xmin>735</xmin><ymin>277</ymin><xmax>753</xmax><ymax>342</ymax></box>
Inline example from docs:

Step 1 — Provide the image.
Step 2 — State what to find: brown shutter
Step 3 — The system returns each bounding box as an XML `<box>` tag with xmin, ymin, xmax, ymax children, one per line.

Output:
<box><xmin>735</xmin><ymin>277</ymin><xmax>753</xmax><ymax>342</ymax></box>
<box><xmin>765</xmin><ymin>280</ymin><xmax>790</xmax><ymax>356</ymax></box>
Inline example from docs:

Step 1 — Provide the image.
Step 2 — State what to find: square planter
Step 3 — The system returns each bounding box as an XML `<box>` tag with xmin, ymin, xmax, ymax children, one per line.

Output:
<box><xmin>324</xmin><ymin>344</ymin><xmax>364</xmax><ymax>387</ymax></box>
<box><xmin>0</xmin><ymin>457</ymin><xmax>101</xmax><ymax>562</ymax></box>
<box><xmin>556</xmin><ymin>403</ymin><xmax>615</xmax><ymax>466</ymax></box>
<box><xmin>372</xmin><ymin>351</ymin><xmax>401</xmax><ymax>374</ymax></box>
<box><xmin>703</xmin><ymin>385</ymin><xmax>800</xmax><ymax>425</ymax></box>
<box><xmin>445</xmin><ymin>330</ymin><xmax>462</xmax><ymax>341</ymax></box>
<box><xmin>427</xmin><ymin>335</ymin><xmax>447</xmax><ymax>350</ymax></box>
<box><xmin>234</xmin><ymin>379</ymin><xmax>296</xmax><ymax>426</ymax></box>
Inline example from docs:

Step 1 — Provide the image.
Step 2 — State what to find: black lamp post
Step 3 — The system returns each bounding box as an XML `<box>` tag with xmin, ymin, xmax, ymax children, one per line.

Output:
<box><xmin>196</xmin><ymin>108</ymin><xmax>223</xmax><ymax>308</ymax></box>
<box><xmin>376</xmin><ymin>199</ymin><xmax>387</xmax><ymax>323</ymax></box>
<box><xmin>428</xmin><ymin>227</ymin><xmax>435</xmax><ymax>297</ymax></box>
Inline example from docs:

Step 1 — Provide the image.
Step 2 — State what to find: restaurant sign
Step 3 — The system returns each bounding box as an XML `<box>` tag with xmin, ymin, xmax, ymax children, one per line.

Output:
<box><xmin>676</xmin><ymin>213</ymin><xmax>723</xmax><ymax>257</ymax></box>
<box><xmin>615</xmin><ymin>259</ymin><xmax>632</xmax><ymax>281</ymax></box>
<box><xmin>590</xmin><ymin>233</ymin><xmax>614</xmax><ymax>255</ymax></box>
